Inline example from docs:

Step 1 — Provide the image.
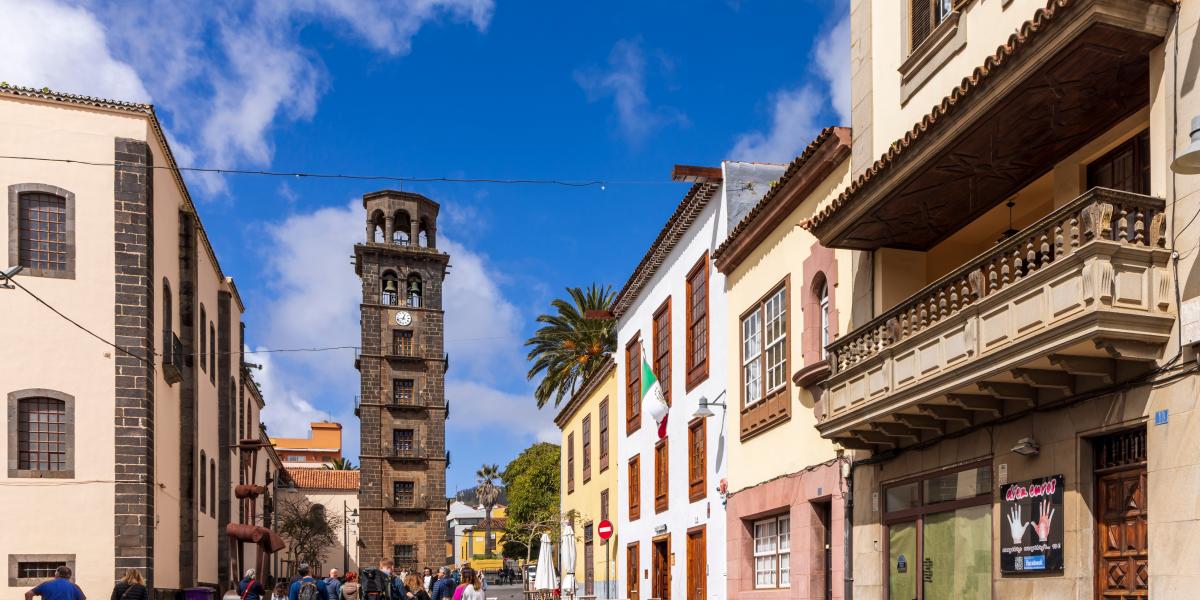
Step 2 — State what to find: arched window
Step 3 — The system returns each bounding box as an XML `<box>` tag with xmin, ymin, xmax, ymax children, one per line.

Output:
<box><xmin>816</xmin><ymin>277</ymin><xmax>830</xmax><ymax>359</ymax></box>
<box><xmin>200</xmin><ymin>450</ymin><xmax>207</xmax><ymax>514</ymax></box>
<box><xmin>10</xmin><ymin>184</ymin><xmax>76</xmax><ymax>278</ymax></box>
<box><xmin>163</xmin><ymin>278</ymin><xmax>173</xmax><ymax>355</ymax></box>
<box><xmin>393</xmin><ymin>210</ymin><xmax>412</xmax><ymax>246</ymax></box>
<box><xmin>406</xmin><ymin>273</ymin><xmax>423</xmax><ymax>308</ymax></box>
<box><xmin>369</xmin><ymin>210</ymin><xmax>385</xmax><ymax>243</ymax></box>
<box><xmin>381</xmin><ymin>271</ymin><xmax>400</xmax><ymax>305</ymax></box>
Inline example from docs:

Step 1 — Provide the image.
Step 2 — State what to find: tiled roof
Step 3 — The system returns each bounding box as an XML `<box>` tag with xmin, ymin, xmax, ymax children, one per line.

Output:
<box><xmin>713</xmin><ymin>127</ymin><xmax>850</xmax><ymax>270</ymax></box>
<box><xmin>612</xmin><ymin>182</ymin><xmax>722</xmax><ymax>318</ymax></box>
<box><xmin>553</xmin><ymin>358</ymin><xmax>616</xmax><ymax>427</ymax></box>
<box><xmin>800</xmin><ymin>0</ymin><xmax>1126</xmax><ymax>234</ymax></box>
<box><xmin>286</xmin><ymin>468</ymin><xmax>360</xmax><ymax>490</ymax></box>
<box><xmin>0</xmin><ymin>82</ymin><xmax>152</xmax><ymax>113</ymax></box>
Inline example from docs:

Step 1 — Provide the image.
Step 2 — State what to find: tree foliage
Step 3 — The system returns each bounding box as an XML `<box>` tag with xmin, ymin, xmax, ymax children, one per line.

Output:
<box><xmin>500</xmin><ymin>443</ymin><xmax>561</xmax><ymax>560</ymax></box>
<box><xmin>525</xmin><ymin>284</ymin><xmax>616</xmax><ymax>408</ymax></box>
<box><xmin>324</xmin><ymin>457</ymin><xmax>358</xmax><ymax>470</ymax></box>
<box><xmin>277</xmin><ymin>496</ymin><xmax>342</xmax><ymax>569</ymax></box>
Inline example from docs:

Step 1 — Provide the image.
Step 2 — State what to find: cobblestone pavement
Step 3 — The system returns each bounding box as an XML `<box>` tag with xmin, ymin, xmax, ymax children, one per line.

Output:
<box><xmin>480</xmin><ymin>583</ymin><xmax>526</xmax><ymax>600</ymax></box>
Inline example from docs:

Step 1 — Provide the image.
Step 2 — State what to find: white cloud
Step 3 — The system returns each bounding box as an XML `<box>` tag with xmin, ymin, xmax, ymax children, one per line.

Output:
<box><xmin>0</xmin><ymin>0</ymin><xmax>151</xmax><ymax>102</ymax></box>
<box><xmin>8</xmin><ymin>0</ymin><xmax>495</xmax><ymax>196</ymax></box>
<box><xmin>446</xmin><ymin>380</ymin><xmax>558</xmax><ymax>443</ymax></box>
<box><xmin>729</xmin><ymin>85</ymin><xmax>824</xmax><ymax>162</ymax></box>
<box><xmin>254</xmin><ymin>347</ymin><xmax>333</xmax><ymax>437</ymax></box>
<box><xmin>575</xmin><ymin>38</ymin><xmax>687</xmax><ymax>145</ymax></box>
<box><xmin>728</xmin><ymin>8</ymin><xmax>850</xmax><ymax>161</ymax></box>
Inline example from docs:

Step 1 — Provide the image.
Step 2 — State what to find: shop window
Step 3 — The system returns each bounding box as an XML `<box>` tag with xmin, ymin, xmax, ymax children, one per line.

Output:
<box><xmin>753</xmin><ymin>515</ymin><xmax>790</xmax><ymax>589</ymax></box>
<box><xmin>685</xmin><ymin>253</ymin><xmax>709</xmax><ymax>389</ymax></box>
<box><xmin>884</xmin><ymin>461</ymin><xmax>993</xmax><ymax>600</ymax></box>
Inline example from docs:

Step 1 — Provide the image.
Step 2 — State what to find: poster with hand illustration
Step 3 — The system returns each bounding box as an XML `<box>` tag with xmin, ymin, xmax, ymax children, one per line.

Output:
<box><xmin>1000</xmin><ymin>474</ymin><xmax>1065</xmax><ymax>573</ymax></box>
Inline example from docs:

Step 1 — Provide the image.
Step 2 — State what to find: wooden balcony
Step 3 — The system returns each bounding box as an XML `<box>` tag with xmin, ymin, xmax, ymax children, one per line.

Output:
<box><xmin>817</xmin><ymin>188</ymin><xmax>1174</xmax><ymax>448</ymax></box>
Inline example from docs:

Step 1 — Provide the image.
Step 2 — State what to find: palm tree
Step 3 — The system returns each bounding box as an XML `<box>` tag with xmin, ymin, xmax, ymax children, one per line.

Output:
<box><xmin>525</xmin><ymin>284</ymin><xmax>617</xmax><ymax>408</ymax></box>
<box><xmin>324</xmin><ymin>457</ymin><xmax>358</xmax><ymax>470</ymax></box>
<box><xmin>476</xmin><ymin>463</ymin><xmax>501</xmax><ymax>555</ymax></box>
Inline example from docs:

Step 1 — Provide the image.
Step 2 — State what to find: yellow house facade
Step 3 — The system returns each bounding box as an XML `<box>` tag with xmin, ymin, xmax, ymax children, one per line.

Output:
<box><xmin>712</xmin><ymin>128</ymin><xmax>857</xmax><ymax>600</ymax></box>
<box><xmin>556</xmin><ymin>359</ymin><xmax>617</xmax><ymax>598</ymax></box>
<box><xmin>459</xmin><ymin>505</ymin><xmax>507</xmax><ymax>570</ymax></box>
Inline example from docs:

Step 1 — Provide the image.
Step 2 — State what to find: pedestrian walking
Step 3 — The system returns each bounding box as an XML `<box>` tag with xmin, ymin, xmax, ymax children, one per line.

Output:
<box><xmin>324</xmin><ymin>570</ymin><xmax>342</xmax><ymax>600</ymax></box>
<box><xmin>340</xmin><ymin>573</ymin><xmax>360</xmax><ymax>600</ymax></box>
<box><xmin>288</xmin><ymin>564</ymin><xmax>329</xmax><ymax>600</ymax></box>
<box><xmin>25</xmin><ymin>565</ymin><xmax>85</xmax><ymax>600</ymax></box>
<box><xmin>270</xmin><ymin>582</ymin><xmax>289</xmax><ymax>600</ymax></box>
<box><xmin>110</xmin><ymin>569</ymin><xmax>148</xmax><ymax>600</ymax></box>
<box><xmin>459</xmin><ymin>570</ymin><xmax>483</xmax><ymax>600</ymax></box>
<box><xmin>237</xmin><ymin>569</ymin><xmax>265</xmax><ymax>600</ymax></box>
<box><xmin>421</xmin><ymin>569</ymin><xmax>432</xmax><ymax>593</ymax></box>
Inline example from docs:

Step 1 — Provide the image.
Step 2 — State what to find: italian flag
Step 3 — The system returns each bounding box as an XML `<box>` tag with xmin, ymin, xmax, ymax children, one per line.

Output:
<box><xmin>642</xmin><ymin>355</ymin><xmax>669</xmax><ymax>439</ymax></box>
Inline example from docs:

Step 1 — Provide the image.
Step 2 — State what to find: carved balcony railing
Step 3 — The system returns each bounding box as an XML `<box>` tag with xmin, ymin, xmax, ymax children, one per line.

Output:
<box><xmin>818</xmin><ymin>188</ymin><xmax>1174</xmax><ymax>445</ymax></box>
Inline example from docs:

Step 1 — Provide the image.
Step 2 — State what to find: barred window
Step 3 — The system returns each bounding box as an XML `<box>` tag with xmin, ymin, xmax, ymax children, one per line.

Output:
<box><xmin>18</xmin><ymin>561</ymin><xmax>67</xmax><ymax>579</ymax></box>
<box><xmin>394</xmin><ymin>481</ymin><xmax>415</xmax><ymax>506</ymax></box>
<box><xmin>393</xmin><ymin>429</ymin><xmax>415</xmax><ymax>452</ymax></box>
<box><xmin>393</xmin><ymin>379</ymin><xmax>415</xmax><ymax>405</ymax></box>
<box><xmin>393</xmin><ymin>330</ymin><xmax>414</xmax><ymax>355</ymax></box>
<box><xmin>394</xmin><ymin>544</ymin><xmax>417</xmax><ymax>570</ymax></box>
<box><xmin>17</xmin><ymin>192</ymin><xmax>67</xmax><ymax>272</ymax></box>
<box><xmin>17</xmin><ymin>398</ymin><xmax>67</xmax><ymax>471</ymax></box>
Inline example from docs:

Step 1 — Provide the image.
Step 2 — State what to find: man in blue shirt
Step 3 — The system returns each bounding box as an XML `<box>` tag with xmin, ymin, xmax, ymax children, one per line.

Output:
<box><xmin>429</xmin><ymin>568</ymin><xmax>451</xmax><ymax>600</ymax></box>
<box><xmin>289</xmin><ymin>564</ymin><xmax>329</xmax><ymax>600</ymax></box>
<box><xmin>25</xmin><ymin>566</ymin><xmax>85</xmax><ymax>600</ymax></box>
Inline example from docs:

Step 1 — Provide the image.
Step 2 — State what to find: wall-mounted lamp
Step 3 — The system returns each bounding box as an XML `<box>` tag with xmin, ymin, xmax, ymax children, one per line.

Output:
<box><xmin>0</xmin><ymin>265</ymin><xmax>23</xmax><ymax>289</ymax></box>
<box><xmin>1171</xmin><ymin>116</ymin><xmax>1200</xmax><ymax>174</ymax></box>
<box><xmin>692</xmin><ymin>390</ymin><xmax>727</xmax><ymax>419</ymax></box>
<box><xmin>1011</xmin><ymin>437</ymin><xmax>1040</xmax><ymax>456</ymax></box>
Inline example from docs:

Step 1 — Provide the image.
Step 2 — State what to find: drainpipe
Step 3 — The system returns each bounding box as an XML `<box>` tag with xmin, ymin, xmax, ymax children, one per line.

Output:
<box><xmin>843</xmin><ymin>458</ymin><xmax>855</xmax><ymax>600</ymax></box>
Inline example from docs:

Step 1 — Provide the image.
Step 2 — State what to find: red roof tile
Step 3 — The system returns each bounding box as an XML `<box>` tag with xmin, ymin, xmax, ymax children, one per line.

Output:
<box><xmin>286</xmin><ymin>468</ymin><xmax>360</xmax><ymax>490</ymax></box>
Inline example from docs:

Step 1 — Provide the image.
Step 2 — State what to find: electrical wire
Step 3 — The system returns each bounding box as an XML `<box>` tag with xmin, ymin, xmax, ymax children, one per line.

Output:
<box><xmin>0</xmin><ymin>154</ymin><xmax>680</xmax><ymax>189</ymax></box>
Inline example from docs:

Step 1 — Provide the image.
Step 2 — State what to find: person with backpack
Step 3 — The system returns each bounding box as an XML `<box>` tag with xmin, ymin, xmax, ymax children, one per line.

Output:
<box><xmin>25</xmin><ymin>565</ymin><xmax>85</xmax><ymax>600</ymax></box>
<box><xmin>237</xmin><ymin>569</ymin><xmax>265</xmax><ymax>600</ymax></box>
<box><xmin>109</xmin><ymin>569</ymin><xmax>148</xmax><ymax>600</ymax></box>
<box><xmin>289</xmin><ymin>564</ymin><xmax>329</xmax><ymax>600</ymax></box>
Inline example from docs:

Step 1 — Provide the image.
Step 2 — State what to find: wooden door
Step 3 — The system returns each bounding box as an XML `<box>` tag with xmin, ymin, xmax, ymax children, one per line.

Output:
<box><xmin>686</xmin><ymin>527</ymin><xmax>706</xmax><ymax>600</ymax></box>
<box><xmin>627</xmin><ymin>543</ymin><xmax>640</xmax><ymax>600</ymax></box>
<box><xmin>1095</xmin><ymin>428</ymin><xmax>1149</xmax><ymax>600</ymax></box>
<box><xmin>653</xmin><ymin>538</ymin><xmax>670</xmax><ymax>600</ymax></box>
<box><xmin>585</xmin><ymin>540</ymin><xmax>595</xmax><ymax>595</ymax></box>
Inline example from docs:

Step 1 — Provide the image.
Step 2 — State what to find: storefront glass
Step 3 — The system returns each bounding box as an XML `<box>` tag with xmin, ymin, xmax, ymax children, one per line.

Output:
<box><xmin>883</xmin><ymin>461</ymin><xmax>993</xmax><ymax>600</ymax></box>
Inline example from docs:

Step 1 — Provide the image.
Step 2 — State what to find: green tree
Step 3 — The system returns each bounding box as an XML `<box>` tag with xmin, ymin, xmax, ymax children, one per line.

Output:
<box><xmin>476</xmin><ymin>463</ymin><xmax>501</xmax><ymax>555</ymax></box>
<box><xmin>501</xmin><ymin>442</ymin><xmax>561</xmax><ymax>562</ymax></box>
<box><xmin>525</xmin><ymin>284</ymin><xmax>617</xmax><ymax>408</ymax></box>
<box><xmin>324</xmin><ymin>457</ymin><xmax>358</xmax><ymax>470</ymax></box>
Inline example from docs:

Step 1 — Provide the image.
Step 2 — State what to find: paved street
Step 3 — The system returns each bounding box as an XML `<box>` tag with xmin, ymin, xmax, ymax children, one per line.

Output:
<box><xmin>481</xmin><ymin>583</ymin><xmax>525</xmax><ymax>600</ymax></box>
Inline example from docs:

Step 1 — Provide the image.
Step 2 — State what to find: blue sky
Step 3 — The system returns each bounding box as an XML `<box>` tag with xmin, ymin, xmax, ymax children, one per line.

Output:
<box><xmin>5</xmin><ymin>0</ymin><xmax>848</xmax><ymax>492</ymax></box>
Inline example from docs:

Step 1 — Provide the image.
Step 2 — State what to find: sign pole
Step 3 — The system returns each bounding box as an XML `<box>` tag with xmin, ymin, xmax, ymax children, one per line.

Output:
<box><xmin>596</xmin><ymin>519</ymin><xmax>614</xmax><ymax>600</ymax></box>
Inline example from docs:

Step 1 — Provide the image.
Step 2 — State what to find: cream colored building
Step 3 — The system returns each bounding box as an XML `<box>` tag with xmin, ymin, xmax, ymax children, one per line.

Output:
<box><xmin>712</xmin><ymin>128</ymin><xmax>855</xmax><ymax>600</ymax></box>
<box><xmin>279</xmin><ymin>468</ymin><xmax>361</xmax><ymax>576</ymax></box>
<box><xmin>556</xmin><ymin>360</ymin><xmax>617</xmax><ymax>599</ymax></box>
<box><xmin>805</xmin><ymin>1</ymin><xmax>1200</xmax><ymax>598</ymax></box>
<box><xmin>0</xmin><ymin>85</ymin><xmax>263</xmax><ymax>596</ymax></box>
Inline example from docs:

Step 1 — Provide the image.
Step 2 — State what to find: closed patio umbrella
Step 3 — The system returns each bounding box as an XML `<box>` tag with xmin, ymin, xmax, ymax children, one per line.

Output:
<box><xmin>534</xmin><ymin>532</ymin><xmax>558</xmax><ymax>591</ymax></box>
<box><xmin>560</xmin><ymin>521</ymin><xmax>576</xmax><ymax>598</ymax></box>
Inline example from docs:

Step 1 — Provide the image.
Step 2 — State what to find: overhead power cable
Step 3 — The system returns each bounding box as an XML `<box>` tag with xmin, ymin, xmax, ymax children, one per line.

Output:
<box><xmin>0</xmin><ymin>154</ymin><xmax>679</xmax><ymax>189</ymax></box>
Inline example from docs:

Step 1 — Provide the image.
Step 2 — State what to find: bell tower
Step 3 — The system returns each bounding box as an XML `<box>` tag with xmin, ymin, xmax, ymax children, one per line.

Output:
<box><xmin>354</xmin><ymin>190</ymin><xmax>450</xmax><ymax>570</ymax></box>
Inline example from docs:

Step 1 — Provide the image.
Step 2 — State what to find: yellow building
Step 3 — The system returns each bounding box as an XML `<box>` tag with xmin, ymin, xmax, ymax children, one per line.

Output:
<box><xmin>556</xmin><ymin>359</ymin><xmax>617</xmax><ymax>598</ymax></box>
<box><xmin>712</xmin><ymin>128</ymin><xmax>856</xmax><ymax>598</ymax></box>
<box><xmin>459</xmin><ymin>505</ymin><xmax>507</xmax><ymax>571</ymax></box>
<box><xmin>270</xmin><ymin>421</ymin><xmax>344</xmax><ymax>467</ymax></box>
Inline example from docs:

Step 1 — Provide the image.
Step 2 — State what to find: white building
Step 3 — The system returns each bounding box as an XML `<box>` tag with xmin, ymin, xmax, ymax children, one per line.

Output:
<box><xmin>446</xmin><ymin>500</ymin><xmax>485</xmax><ymax>567</ymax></box>
<box><xmin>614</xmin><ymin>163</ymin><xmax>784</xmax><ymax>600</ymax></box>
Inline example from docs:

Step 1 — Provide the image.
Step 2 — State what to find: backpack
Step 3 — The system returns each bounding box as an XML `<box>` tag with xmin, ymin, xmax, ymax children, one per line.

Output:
<box><xmin>298</xmin><ymin>579</ymin><xmax>320</xmax><ymax>600</ymax></box>
<box><xmin>359</xmin><ymin>568</ymin><xmax>390</xmax><ymax>600</ymax></box>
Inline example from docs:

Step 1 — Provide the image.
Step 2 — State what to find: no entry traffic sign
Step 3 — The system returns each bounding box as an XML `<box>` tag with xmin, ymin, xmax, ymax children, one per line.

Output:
<box><xmin>597</xmin><ymin>519</ymin><xmax>613</xmax><ymax>540</ymax></box>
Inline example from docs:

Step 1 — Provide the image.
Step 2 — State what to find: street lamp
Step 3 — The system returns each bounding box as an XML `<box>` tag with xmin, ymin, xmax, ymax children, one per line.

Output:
<box><xmin>0</xmin><ymin>265</ymin><xmax>23</xmax><ymax>289</ymax></box>
<box><xmin>692</xmin><ymin>390</ymin><xmax>727</xmax><ymax>419</ymax></box>
<box><xmin>344</xmin><ymin>502</ymin><xmax>359</xmax><ymax>572</ymax></box>
<box><xmin>1171</xmin><ymin>116</ymin><xmax>1200</xmax><ymax>174</ymax></box>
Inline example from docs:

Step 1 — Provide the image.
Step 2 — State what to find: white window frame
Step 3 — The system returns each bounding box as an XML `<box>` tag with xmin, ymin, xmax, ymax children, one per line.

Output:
<box><xmin>763</xmin><ymin>288</ymin><xmax>787</xmax><ymax>394</ymax></box>
<box><xmin>753</xmin><ymin>515</ymin><xmax>791</xmax><ymax>589</ymax></box>
<box><xmin>818</xmin><ymin>281</ymin><xmax>830</xmax><ymax>359</ymax></box>
<box><xmin>742</xmin><ymin>312</ymin><xmax>762</xmax><ymax>407</ymax></box>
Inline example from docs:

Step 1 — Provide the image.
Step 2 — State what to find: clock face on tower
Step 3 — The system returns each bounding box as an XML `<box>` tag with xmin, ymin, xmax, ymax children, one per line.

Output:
<box><xmin>395</xmin><ymin>311</ymin><xmax>412</xmax><ymax>326</ymax></box>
